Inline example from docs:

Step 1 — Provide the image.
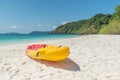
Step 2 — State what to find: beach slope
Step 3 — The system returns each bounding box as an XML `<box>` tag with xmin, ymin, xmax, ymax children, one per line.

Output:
<box><xmin>0</xmin><ymin>35</ymin><xmax>120</xmax><ymax>80</ymax></box>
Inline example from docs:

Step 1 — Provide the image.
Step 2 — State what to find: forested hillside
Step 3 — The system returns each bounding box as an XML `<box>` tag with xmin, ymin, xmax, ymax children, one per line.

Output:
<box><xmin>52</xmin><ymin>5</ymin><xmax>120</xmax><ymax>34</ymax></box>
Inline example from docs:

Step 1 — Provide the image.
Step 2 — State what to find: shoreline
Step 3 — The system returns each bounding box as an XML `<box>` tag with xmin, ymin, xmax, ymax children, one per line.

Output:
<box><xmin>0</xmin><ymin>34</ymin><xmax>80</xmax><ymax>46</ymax></box>
<box><xmin>0</xmin><ymin>35</ymin><xmax>120</xmax><ymax>80</ymax></box>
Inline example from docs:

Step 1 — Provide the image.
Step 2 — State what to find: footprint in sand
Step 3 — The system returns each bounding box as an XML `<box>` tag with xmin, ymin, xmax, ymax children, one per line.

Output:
<box><xmin>21</xmin><ymin>62</ymin><xmax>26</xmax><ymax>65</ymax></box>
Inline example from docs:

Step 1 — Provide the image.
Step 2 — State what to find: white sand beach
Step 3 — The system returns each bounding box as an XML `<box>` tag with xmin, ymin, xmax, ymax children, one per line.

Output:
<box><xmin>0</xmin><ymin>35</ymin><xmax>120</xmax><ymax>80</ymax></box>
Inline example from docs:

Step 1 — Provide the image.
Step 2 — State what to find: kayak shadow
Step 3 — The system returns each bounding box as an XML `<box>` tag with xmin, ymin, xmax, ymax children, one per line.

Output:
<box><xmin>35</xmin><ymin>58</ymin><xmax>80</xmax><ymax>71</ymax></box>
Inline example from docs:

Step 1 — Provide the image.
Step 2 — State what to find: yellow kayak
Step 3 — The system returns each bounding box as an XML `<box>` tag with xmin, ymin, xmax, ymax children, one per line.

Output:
<box><xmin>26</xmin><ymin>44</ymin><xmax>70</xmax><ymax>61</ymax></box>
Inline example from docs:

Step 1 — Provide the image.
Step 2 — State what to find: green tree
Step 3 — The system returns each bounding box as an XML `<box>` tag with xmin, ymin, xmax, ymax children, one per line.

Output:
<box><xmin>114</xmin><ymin>5</ymin><xmax>120</xmax><ymax>21</ymax></box>
<box><xmin>52</xmin><ymin>5</ymin><xmax>120</xmax><ymax>34</ymax></box>
<box><xmin>115</xmin><ymin>5</ymin><xmax>120</xmax><ymax>16</ymax></box>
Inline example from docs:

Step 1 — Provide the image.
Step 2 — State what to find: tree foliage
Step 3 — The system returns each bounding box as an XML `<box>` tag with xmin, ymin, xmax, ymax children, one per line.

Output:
<box><xmin>52</xmin><ymin>14</ymin><xmax>111</xmax><ymax>34</ymax></box>
<box><xmin>52</xmin><ymin>5</ymin><xmax>120</xmax><ymax>34</ymax></box>
<box><xmin>113</xmin><ymin>5</ymin><xmax>120</xmax><ymax>21</ymax></box>
<box><xmin>115</xmin><ymin>5</ymin><xmax>120</xmax><ymax>17</ymax></box>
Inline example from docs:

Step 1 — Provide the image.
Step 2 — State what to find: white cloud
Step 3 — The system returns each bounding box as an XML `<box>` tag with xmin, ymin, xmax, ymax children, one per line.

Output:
<box><xmin>38</xmin><ymin>24</ymin><xmax>41</xmax><ymax>26</ymax></box>
<box><xmin>11</xmin><ymin>26</ymin><xmax>18</xmax><ymax>29</ymax></box>
<box><xmin>47</xmin><ymin>25</ymin><xmax>50</xmax><ymax>26</ymax></box>
<box><xmin>61</xmin><ymin>21</ymin><xmax>68</xmax><ymax>25</ymax></box>
<box><xmin>38</xmin><ymin>24</ymin><xmax>51</xmax><ymax>27</ymax></box>
<box><xmin>52</xmin><ymin>26</ymin><xmax>57</xmax><ymax>29</ymax></box>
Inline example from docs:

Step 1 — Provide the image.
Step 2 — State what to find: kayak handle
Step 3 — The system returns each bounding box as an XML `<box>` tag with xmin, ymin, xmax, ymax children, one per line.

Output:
<box><xmin>36</xmin><ymin>52</ymin><xmax>39</xmax><ymax>57</ymax></box>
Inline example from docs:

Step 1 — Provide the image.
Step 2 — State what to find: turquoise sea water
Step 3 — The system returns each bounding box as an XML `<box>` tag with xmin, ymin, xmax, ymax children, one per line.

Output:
<box><xmin>0</xmin><ymin>34</ymin><xmax>79</xmax><ymax>45</ymax></box>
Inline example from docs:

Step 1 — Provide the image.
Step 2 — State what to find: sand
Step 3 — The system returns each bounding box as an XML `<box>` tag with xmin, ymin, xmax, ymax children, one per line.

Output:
<box><xmin>0</xmin><ymin>35</ymin><xmax>120</xmax><ymax>80</ymax></box>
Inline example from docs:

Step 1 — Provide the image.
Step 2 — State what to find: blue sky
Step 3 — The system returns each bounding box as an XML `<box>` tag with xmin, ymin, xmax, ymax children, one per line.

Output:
<box><xmin>0</xmin><ymin>0</ymin><xmax>120</xmax><ymax>33</ymax></box>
